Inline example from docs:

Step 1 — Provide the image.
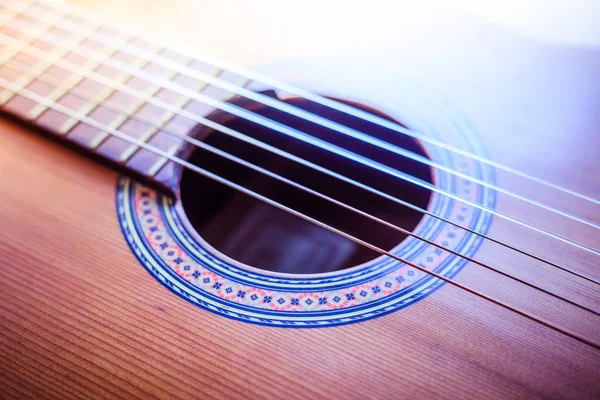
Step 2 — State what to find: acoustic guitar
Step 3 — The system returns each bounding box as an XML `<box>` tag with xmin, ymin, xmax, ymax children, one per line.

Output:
<box><xmin>0</xmin><ymin>0</ymin><xmax>598</xmax><ymax>398</ymax></box>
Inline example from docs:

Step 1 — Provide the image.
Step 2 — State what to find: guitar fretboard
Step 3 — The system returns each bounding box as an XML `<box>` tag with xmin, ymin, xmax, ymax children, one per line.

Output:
<box><xmin>0</xmin><ymin>0</ymin><xmax>251</xmax><ymax>191</ymax></box>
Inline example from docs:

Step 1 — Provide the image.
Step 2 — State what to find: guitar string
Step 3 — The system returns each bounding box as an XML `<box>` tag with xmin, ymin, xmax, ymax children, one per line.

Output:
<box><xmin>2</xmin><ymin>34</ymin><xmax>598</xmax><ymax>286</ymax></box>
<box><xmin>24</xmin><ymin>8</ymin><xmax>600</xmax><ymax>232</ymax></box>
<box><xmin>1</xmin><ymin>30</ymin><xmax>599</xmax><ymax>287</ymax></box>
<box><xmin>1</xmin><ymin>0</ymin><xmax>600</xmax><ymax>312</ymax></box>
<box><xmin>10</xmin><ymin>0</ymin><xmax>600</xmax><ymax>209</ymax></box>
<box><xmin>1</xmin><ymin>75</ymin><xmax>598</xmax><ymax>350</ymax></box>
<box><xmin>3</xmin><ymin>57</ymin><xmax>597</xmax><ymax>317</ymax></box>
<box><xmin>3</xmin><ymin>16</ymin><xmax>600</xmax><ymax>258</ymax></box>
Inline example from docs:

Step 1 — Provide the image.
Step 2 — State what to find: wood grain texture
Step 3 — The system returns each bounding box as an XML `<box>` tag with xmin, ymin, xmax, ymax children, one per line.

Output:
<box><xmin>1</xmin><ymin>108</ymin><xmax>599</xmax><ymax>399</ymax></box>
<box><xmin>0</xmin><ymin>0</ymin><xmax>599</xmax><ymax>399</ymax></box>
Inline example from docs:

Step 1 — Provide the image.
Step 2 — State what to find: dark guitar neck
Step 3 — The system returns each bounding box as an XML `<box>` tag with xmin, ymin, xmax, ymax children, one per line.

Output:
<box><xmin>0</xmin><ymin>0</ymin><xmax>253</xmax><ymax>194</ymax></box>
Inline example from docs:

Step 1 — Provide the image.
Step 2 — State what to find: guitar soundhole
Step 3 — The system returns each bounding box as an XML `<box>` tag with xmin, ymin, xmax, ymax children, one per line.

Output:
<box><xmin>179</xmin><ymin>95</ymin><xmax>433</xmax><ymax>275</ymax></box>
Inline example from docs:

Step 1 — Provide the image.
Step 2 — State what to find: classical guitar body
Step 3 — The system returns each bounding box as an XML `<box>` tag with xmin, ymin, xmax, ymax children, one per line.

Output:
<box><xmin>0</xmin><ymin>0</ymin><xmax>599</xmax><ymax>399</ymax></box>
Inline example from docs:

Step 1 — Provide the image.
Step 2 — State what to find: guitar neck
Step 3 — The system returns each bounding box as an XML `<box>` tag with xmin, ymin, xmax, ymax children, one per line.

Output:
<box><xmin>0</xmin><ymin>0</ymin><xmax>250</xmax><ymax>193</ymax></box>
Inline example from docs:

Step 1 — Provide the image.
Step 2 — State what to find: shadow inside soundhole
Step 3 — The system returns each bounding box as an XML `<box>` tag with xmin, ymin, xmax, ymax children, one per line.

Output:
<box><xmin>179</xmin><ymin>95</ymin><xmax>433</xmax><ymax>275</ymax></box>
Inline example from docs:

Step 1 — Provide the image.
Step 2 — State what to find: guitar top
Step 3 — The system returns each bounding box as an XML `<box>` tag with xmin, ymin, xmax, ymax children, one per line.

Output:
<box><xmin>0</xmin><ymin>0</ymin><xmax>599</xmax><ymax>399</ymax></box>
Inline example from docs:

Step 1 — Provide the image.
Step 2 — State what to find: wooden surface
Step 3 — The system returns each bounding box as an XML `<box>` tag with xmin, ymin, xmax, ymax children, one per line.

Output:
<box><xmin>0</xmin><ymin>0</ymin><xmax>599</xmax><ymax>399</ymax></box>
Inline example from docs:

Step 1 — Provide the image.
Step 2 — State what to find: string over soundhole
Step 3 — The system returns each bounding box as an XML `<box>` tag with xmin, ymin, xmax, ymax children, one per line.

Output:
<box><xmin>178</xmin><ymin>96</ymin><xmax>433</xmax><ymax>274</ymax></box>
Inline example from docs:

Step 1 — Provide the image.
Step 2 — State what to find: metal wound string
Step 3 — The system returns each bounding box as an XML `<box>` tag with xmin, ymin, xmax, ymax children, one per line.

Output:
<box><xmin>2</xmin><ymin>14</ymin><xmax>599</xmax><ymax>257</ymax></box>
<box><xmin>12</xmin><ymin>0</ymin><xmax>600</xmax><ymax>209</ymax></box>
<box><xmin>2</xmin><ymin>55</ymin><xmax>597</xmax><ymax>317</ymax></box>
<box><xmin>1</xmin><ymin>74</ymin><xmax>598</xmax><ymax>350</ymax></box>
<box><xmin>0</xmin><ymin>27</ymin><xmax>598</xmax><ymax>286</ymax></box>
<box><xmin>46</xmin><ymin>15</ymin><xmax>600</xmax><ymax>231</ymax></box>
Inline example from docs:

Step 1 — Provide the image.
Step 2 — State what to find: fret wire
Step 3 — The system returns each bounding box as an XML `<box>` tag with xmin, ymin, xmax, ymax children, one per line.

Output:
<box><xmin>0</xmin><ymin>19</ymin><xmax>598</xmax><ymax>285</ymax></box>
<box><xmin>144</xmin><ymin>71</ymin><xmax>249</xmax><ymax>177</ymax></box>
<box><xmin>145</xmin><ymin>65</ymin><xmax>221</xmax><ymax>177</ymax></box>
<box><xmin>0</xmin><ymin>4</ymin><xmax>268</xmax><ymax>178</ymax></box>
<box><xmin>4</xmin><ymin>1</ymin><xmax>246</xmax><ymax>144</ymax></box>
<box><xmin>0</xmin><ymin>23</ymin><xmax>204</xmax><ymax>177</ymax></box>
<box><xmin>117</xmin><ymin>48</ymin><xmax>191</xmax><ymax>165</ymax></box>
<box><xmin>0</xmin><ymin>3</ymin><xmax>104</xmax><ymax>122</ymax></box>
<box><xmin>0</xmin><ymin>1</ymin><xmax>63</xmax><ymax>106</ymax></box>
<box><xmin>2</xmin><ymin>71</ymin><xmax>598</xmax><ymax>349</ymax></box>
<box><xmin>0</xmin><ymin>38</ymin><xmax>212</xmax><ymax>167</ymax></box>
<box><xmin>89</xmin><ymin>47</ymin><xmax>165</xmax><ymax>150</ymax></box>
<box><xmin>147</xmin><ymin>149</ymin><xmax>171</xmax><ymax>177</ymax></box>
<box><xmin>86</xmin><ymin>41</ymin><xmax>162</xmax><ymax>150</ymax></box>
<box><xmin>148</xmin><ymin>69</ymin><xmax>217</xmax><ymax>176</ymax></box>
<box><xmin>0</xmin><ymin>2</ymin><xmax>135</xmax><ymax>137</ymax></box>
<box><xmin>0</xmin><ymin>0</ymin><xmax>30</xmax><ymax>24</ymax></box>
<box><xmin>26</xmin><ymin>27</ymin><xmax>102</xmax><ymax>120</ymax></box>
<box><xmin>60</xmin><ymin>37</ymin><xmax>145</xmax><ymax>137</ymax></box>
<box><xmin>2</xmin><ymin>52</ymin><xmax>205</xmax><ymax>168</ymax></box>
